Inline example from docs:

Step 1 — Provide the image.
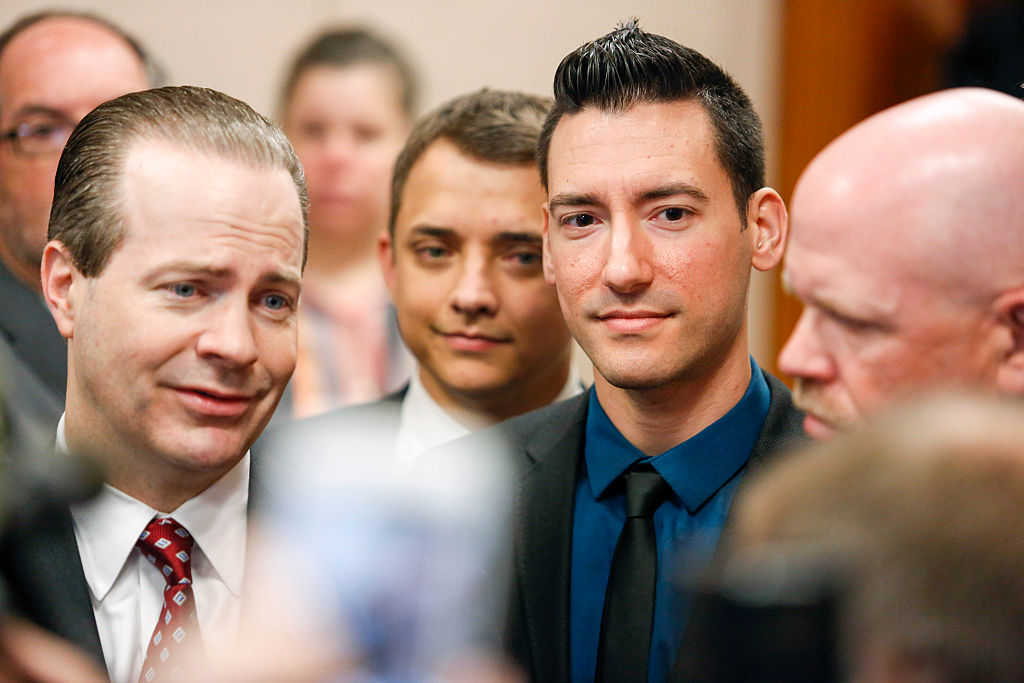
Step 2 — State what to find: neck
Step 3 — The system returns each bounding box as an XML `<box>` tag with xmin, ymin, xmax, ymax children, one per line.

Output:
<box><xmin>593</xmin><ymin>341</ymin><xmax>753</xmax><ymax>456</ymax></box>
<box><xmin>420</xmin><ymin>349</ymin><xmax>574</xmax><ymax>429</ymax></box>
<box><xmin>0</xmin><ymin>242</ymin><xmax>41</xmax><ymax>294</ymax></box>
<box><xmin>304</xmin><ymin>224</ymin><xmax>381</xmax><ymax>285</ymax></box>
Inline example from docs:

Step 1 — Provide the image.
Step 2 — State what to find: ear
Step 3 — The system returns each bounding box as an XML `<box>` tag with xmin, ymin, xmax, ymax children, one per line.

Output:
<box><xmin>747</xmin><ymin>187</ymin><xmax>788</xmax><ymax>272</ymax></box>
<box><xmin>378</xmin><ymin>229</ymin><xmax>397</xmax><ymax>297</ymax></box>
<box><xmin>993</xmin><ymin>288</ymin><xmax>1024</xmax><ymax>395</ymax></box>
<box><xmin>542</xmin><ymin>203</ymin><xmax>556</xmax><ymax>286</ymax></box>
<box><xmin>40</xmin><ymin>241</ymin><xmax>80</xmax><ymax>340</ymax></box>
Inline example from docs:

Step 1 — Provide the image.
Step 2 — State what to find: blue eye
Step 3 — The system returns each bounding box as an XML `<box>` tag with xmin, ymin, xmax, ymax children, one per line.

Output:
<box><xmin>170</xmin><ymin>283</ymin><xmax>196</xmax><ymax>298</ymax></box>
<box><xmin>264</xmin><ymin>294</ymin><xmax>289</xmax><ymax>310</ymax></box>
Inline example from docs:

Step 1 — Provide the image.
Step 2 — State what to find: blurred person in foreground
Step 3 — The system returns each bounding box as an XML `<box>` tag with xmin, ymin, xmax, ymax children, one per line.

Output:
<box><xmin>0</xmin><ymin>10</ymin><xmax>157</xmax><ymax>459</ymax></box>
<box><xmin>447</xmin><ymin>20</ymin><xmax>802</xmax><ymax>683</ymax></box>
<box><xmin>679</xmin><ymin>394</ymin><xmax>1024</xmax><ymax>682</ymax></box>
<box><xmin>262</xmin><ymin>88</ymin><xmax>578</xmax><ymax>464</ymax></box>
<box><xmin>778</xmin><ymin>87</ymin><xmax>1024</xmax><ymax>439</ymax></box>
<box><xmin>277</xmin><ymin>27</ymin><xmax>416</xmax><ymax>417</ymax></box>
<box><xmin>1</xmin><ymin>85</ymin><xmax>307</xmax><ymax>682</ymax></box>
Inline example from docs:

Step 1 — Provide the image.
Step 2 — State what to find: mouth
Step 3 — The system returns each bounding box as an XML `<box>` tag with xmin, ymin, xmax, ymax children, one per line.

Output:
<box><xmin>172</xmin><ymin>386</ymin><xmax>258</xmax><ymax>418</ymax></box>
<box><xmin>800</xmin><ymin>411</ymin><xmax>839</xmax><ymax>440</ymax></box>
<box><xmin>595</xmin><ymin>309</ymin><xmax>673</xmax><ymax>334</ymax></box>
<box><xmin>435</xmin><ymin>329</ymin><xmax>512</xmax><ymax>352</ymax></box>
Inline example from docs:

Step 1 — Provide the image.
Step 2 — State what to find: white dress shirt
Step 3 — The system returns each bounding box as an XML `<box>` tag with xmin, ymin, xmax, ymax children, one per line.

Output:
<box><xmin>394</xmin><ymin>367</ymin><xmax>584</xmax><ymax>465</ymax></box>
<box><xmin>60</xmin><ymin>416</ymin><xmax>248</xmax><ymax>683</ymax></box>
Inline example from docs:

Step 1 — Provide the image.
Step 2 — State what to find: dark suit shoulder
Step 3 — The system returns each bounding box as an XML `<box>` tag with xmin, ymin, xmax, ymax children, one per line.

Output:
<box><xmin>490</xmin><ymin>391</ymin><xmax>588</xmax><ymax>446</ymax></box>
<box><xmin>751</xmin><ymin>371</ymin><xmax>807</xmax><ymax>470</ymax></box>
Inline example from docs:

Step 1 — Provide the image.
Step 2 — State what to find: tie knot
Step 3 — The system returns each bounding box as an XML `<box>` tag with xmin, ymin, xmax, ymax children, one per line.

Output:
<box><xmin>623</xmin><ymin>465</ymin><xmax>669</xmax><ymax>518</ymax></box>
<box><xmin>136</xmin><ymin>517</ymin><xmax>194</xmax><ymax>586</ymax></box>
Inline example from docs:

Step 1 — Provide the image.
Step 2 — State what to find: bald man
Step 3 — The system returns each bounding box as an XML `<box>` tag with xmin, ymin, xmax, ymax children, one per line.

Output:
<box><xmin>778</xmin><ymin>87</ymin><xmax>1024</xmax><ymax>439</ymax></box>
<box><xmin>0</xmin><ymin>12</ymin><xmax>155</xmax><ymax>457</ymax></box>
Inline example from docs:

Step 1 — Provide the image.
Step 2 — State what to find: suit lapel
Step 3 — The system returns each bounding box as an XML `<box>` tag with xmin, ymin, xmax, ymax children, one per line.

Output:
<box><xmin>515</xmin><ymin>393</ymin><xmax>588</xmax><ymax>682</ymax></box>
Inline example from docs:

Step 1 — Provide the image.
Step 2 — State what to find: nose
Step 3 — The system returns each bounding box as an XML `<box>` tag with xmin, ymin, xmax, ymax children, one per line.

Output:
<box><xmin>321</xmin><ymin>130</ymin><xmax>357</xmax><ymax>166</ymax></box>
<box><xmin>450</xmin><ymin>256</ymin><xmax>498</xmax><ymax>317</ymax></box>
<box><xmin>195</xmin><ymin>299</ymin><xmax>259</xmax><ymax>368</ymax></box>
<box><xmin>601</xmin><ymin>221</ymin><xmax>654</xmax><ymax>294</ymax></box>
<box><xmin>777</xmin><ymin>308</ymin><xmax>834</xmax><ymax>382</ymax></box>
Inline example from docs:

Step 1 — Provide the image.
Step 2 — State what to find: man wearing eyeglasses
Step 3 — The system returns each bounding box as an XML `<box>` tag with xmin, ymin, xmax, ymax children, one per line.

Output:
<box><xmin>0</xmin><ymin>12</ymin><xmax>156</xmax><ymax>458</ymax></box>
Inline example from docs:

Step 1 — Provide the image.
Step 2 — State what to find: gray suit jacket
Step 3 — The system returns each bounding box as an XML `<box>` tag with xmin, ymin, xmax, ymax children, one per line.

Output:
<box><xmin>0</xmin><ymin>260</ymin><xmax>66</xmax><ymax>460</ymax></box>
<box><xmin>470</xmin><ymin>371</ymin><xmax>804</xmax><ymax>683</ymax></box>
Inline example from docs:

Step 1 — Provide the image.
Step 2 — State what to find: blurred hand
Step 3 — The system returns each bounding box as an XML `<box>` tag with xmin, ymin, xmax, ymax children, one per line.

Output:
<box><xmin>0</xmin><ymin>617</ymin><xmax>108</xmax><ymax>683</ymax></box>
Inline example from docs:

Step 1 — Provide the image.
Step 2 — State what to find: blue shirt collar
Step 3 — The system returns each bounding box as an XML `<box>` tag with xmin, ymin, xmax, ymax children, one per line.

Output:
<box><xmin>584</xmin><ymin>358</ymin><xmax>770</xmax><ymax>513</ymax></box>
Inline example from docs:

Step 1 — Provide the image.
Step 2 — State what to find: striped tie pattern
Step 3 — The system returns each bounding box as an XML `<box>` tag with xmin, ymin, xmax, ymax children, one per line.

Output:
<box><xmin>136</xmin><ymin>517</ymin><xmax>198</xmax><ymax>682</ymax></box>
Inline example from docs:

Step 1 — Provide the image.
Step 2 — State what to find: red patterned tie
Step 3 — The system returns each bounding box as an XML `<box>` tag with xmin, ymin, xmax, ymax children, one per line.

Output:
<box><xmin>136</xmin><ymin>517</ymin><xmax>198</xmax><ymax>682</ymax></box>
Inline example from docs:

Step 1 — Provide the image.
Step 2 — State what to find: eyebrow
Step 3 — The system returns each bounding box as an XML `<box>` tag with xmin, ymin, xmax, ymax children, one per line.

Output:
<box><xmin>639</xmin><ymin>182</ymin><xmax>710</xmax><ymax>204</ymax></box>
<box><xmin>547</xmin><ymin>193</ymin><xmax>602</xmax><ymax>211</ymax></box>
<box><xmin>9</xmin><ymin>105</ymin><xmax>74</xmax><ymax>122</ymax></box>
<box><xmin>407</xmin><ymin>225</ymin><xmax>457</xmax><ymax>240</ymax></box>
<box><xmin>491</xmin><ymin>231</ymin><xmax>541</xmax><ymax>246</ymax></box>
<box><xmin>548</xmin><ymin>183</ymin><xmax>710</xmax><ymax>211</ymax></box>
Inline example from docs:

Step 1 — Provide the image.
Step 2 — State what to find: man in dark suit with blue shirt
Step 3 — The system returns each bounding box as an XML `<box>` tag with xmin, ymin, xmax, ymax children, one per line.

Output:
<box><xmin>452</xmin><ymin>21</ymin><xmax>804</xmax><ymax>683</ymax></box>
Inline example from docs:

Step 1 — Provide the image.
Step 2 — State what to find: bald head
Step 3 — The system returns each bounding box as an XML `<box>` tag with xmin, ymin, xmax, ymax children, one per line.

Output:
<box><xmin>0</xmin><ymin>13</ymin><xmax>152</xmax><ymax>289</ymax></box>
<box><xmin>778</xmin><ymin>88</ymin><xmax>1024</xmax><ymax>439</ymax></box>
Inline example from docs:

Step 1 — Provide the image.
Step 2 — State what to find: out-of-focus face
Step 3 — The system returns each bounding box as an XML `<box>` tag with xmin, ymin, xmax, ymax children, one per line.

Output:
<box><xmin>47</xmin><ymin>140</ymin><xmax>304</xmax><ymax>505</ymax></box>
<box><xmin>381</xmin><ymin>139</ymin><xmax>571</xmax><ymax>413</ymax></box>
<box><xmin>283</xmin><ymin>63</ymin><xmax>409</xmax><ymax>244</ymax></box>
<box><xmin>0</xmin><ymin>16</ymin><xmax>148</xmax><ymax>287</ymax></box>
<box><xmin>778</xmin><ymin>179</ymin><xmax>999</xmax><ymax>440</ymax></box>
<box><xmin>543</xmin><ymin>100</ymin><xmax>761</xmax><ymax>392</ymax></box>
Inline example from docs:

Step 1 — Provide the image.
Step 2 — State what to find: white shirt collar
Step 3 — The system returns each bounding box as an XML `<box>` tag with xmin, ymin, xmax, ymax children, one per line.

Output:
<box><xmin>60</xmin><ymin>414</ymin><xmax>250</xmax><ymax>601</ymax></box>
<box><xmin>394</xmin><ymin>365</ymin><xmax>583</xmax><ymax>465</ymax></box>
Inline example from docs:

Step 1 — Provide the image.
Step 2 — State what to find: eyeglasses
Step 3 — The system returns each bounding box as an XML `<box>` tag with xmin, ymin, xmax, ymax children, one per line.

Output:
<box><xmin>0</xmin><ymin>118</ymin><xmax>75</xmax><ymax>157</ymax></box>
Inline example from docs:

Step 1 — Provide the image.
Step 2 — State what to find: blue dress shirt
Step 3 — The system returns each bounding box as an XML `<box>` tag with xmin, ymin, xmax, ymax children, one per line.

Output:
<box><xmin>570</xmin><ymin>358</ymin><xmax>770</xmax><ymax>683</ymax></box>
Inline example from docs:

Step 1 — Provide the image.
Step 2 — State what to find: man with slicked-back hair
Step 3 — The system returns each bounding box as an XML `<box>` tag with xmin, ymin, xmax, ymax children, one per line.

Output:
<box><xmin>445</xmin><ymin>21</ymin><xmax>803</xmax><ymax>683</ymax></box>
<box><xmin>1</xmin><ymin>85</ymin><xmax>307</xmax><ymax>683</ymax></box>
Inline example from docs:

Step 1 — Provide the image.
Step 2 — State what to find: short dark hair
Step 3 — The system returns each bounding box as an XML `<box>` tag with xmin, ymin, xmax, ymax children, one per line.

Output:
<box><xmin>536</xmin><ymin>19</ymin><xmax>764</xmax><ymax>222</ymax></box>
<box><xmin>49</xmin><ymin>86</ymin><xmax>309</xmax><ymax>276</ymax></box>
<box><xmin>388</xmin><ymin>88</ymin><xmax>551</xmax><ymax>236</ymax></box>
<box><xmin>0</xmin><ymin>10</ymin><xmax>165</xmax><ymax>108</ymax></box>
<box><xmin>278</xmin><ymin>26</ymin><xmax>418</xmax><ymax>119</ymax></box>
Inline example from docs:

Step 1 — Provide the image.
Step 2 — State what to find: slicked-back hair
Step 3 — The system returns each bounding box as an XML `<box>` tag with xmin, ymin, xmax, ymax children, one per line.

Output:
<box><xmin>388</xmin><ymin>88</ymin><xmax>552</xmax><ymax>236</ymax></box>
<box><xmin>537</xmin><ymin>19</ymin><xmax>764</xmax><ymax>223</ymax></box>
<box><xmin>0</xmin><ymin>10</ymin><xmax>165</xmax><ymax>114</ymax></box>
<box><xmin>278</xmin><ymin>26</ymin><xmax>418</xmax><ymax>120</ymax></box>
<box><xmin>49</xmin><ymin>86</ymin><xmax>309</xmax><ymax>276</ymax></box>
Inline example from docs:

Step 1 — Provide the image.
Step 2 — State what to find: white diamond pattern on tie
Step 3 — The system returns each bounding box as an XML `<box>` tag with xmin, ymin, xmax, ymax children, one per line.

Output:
<box><xmin>136</xmin><ymin>517</ymin><xmax>198</xmax><ymax>682</ymax></box>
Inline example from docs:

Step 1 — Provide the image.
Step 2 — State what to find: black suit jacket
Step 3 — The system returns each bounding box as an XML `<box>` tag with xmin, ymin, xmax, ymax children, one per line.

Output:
<box><xmin>479</xmin><ymin>371</ymin><xmax>804</xmax><ymax>683</ymax></box>
<box><xmin>0</xmin><ymin>456</ymin><xmax>269</xmax><ymax>672</ymax></box>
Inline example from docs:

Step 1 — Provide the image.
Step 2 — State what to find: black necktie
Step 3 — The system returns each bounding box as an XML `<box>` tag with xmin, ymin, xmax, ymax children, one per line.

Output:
<box><xmin>597</xmin><ymin>464</ymin><xmax>670</xmax><ymax>683</ymax></box>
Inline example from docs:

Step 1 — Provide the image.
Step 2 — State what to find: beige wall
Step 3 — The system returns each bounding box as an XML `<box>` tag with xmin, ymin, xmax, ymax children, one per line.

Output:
<box><xmin>1</xmin><ymin>0</ymin><xmax>782</xmax><ymax>365</ymax></box>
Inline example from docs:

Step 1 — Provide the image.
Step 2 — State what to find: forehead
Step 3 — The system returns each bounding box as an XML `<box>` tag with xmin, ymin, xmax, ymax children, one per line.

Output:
<box><xmin>546</xmin><ymin>99</ymin><xmax>724</xmax><ymax>196</ymax></box>
<box><xmin>285</xmin><ymin>63</ymin><xmax>405</xmax><ymax>121</ymax></box>
<box><xmin>0</xmin><ymin>17</ymin><xmax>147</xmax><ymax>121</ymax></box>
<box><xmin>116</xmin><ymin>139</ymin><xmax>305</xmax><ymax>273</ymax></box>
<box><xmin>396</xmin><ymin>139</ymin><xmax>544</xmax><ymax>237</ymax></box>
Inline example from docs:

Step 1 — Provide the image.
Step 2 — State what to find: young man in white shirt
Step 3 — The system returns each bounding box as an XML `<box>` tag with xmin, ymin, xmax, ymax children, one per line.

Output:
<box><xmin>2</xmin><ymin>85</ymin><xmax>307</xmax><ymax>683</ymax></box>
<box><xmin>264</xmin><ymin>89</ymin><xmax>579</xmax><ymax>465</ymax></box>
